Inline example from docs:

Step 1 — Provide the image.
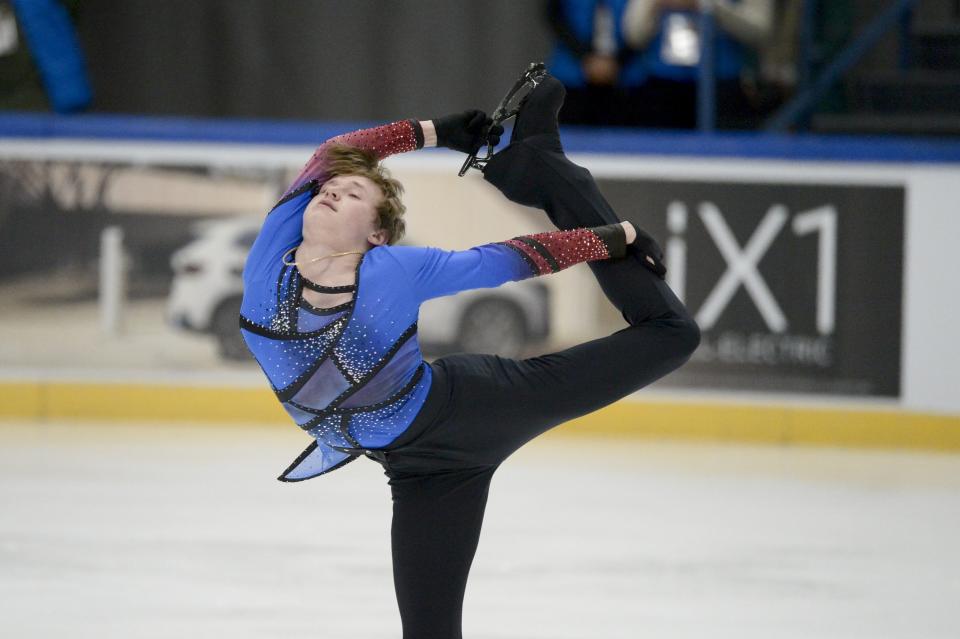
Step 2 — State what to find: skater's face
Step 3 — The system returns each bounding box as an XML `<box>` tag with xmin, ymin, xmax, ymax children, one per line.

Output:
<box><xmin>303</xmin><ymin>175</ymin><xmax>388</xmax><ymax>249</ymax></box>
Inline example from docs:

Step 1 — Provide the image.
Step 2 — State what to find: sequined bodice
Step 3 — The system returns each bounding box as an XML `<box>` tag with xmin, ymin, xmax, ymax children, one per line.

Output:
<box><xmin>241</xmin><ymin>250</ymin><xmax>434</xmax><ymax>459</ymax></box>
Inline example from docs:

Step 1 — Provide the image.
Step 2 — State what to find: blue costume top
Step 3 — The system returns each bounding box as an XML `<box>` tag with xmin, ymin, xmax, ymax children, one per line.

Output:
<box><xmin>241</xmin><ymin>121</ymin><xmax>627</xmax><ymax>482</ymax></box>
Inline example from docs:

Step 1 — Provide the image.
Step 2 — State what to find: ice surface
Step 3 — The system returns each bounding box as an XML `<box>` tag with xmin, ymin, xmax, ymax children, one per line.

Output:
<box><xmin>1</xmin><ymin>421</ymin><xmax>959</xmax><ymax>639</ymax></box>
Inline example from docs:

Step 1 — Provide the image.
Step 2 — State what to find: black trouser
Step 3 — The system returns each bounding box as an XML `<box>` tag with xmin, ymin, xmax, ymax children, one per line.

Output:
<box><xmin>380</xmin><ymin>76</ymin><xmax>700</xmax><ymax>639</ymax></box>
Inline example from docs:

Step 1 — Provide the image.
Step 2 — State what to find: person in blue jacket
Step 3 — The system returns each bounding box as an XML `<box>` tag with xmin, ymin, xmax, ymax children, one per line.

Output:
<box><xmin>622</xmin><ymin>0</ymin><xmax>774</xmax><ymax>128</ymax></box>
<box><xmin>241</xmin><ymin>75</ymin><xmax>699</xmax><ymax>639</ymax></box>
<box><xmin>544</xmin><ymin>0</ymin><xmax>649</xmax><ymax>126</ymax></box>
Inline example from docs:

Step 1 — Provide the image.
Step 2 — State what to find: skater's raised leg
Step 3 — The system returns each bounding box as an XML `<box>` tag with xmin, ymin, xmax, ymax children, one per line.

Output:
<box><xmin>484</xmin><ymin>75</ymin><xmax>688</xmax><ymax>326</ymax></box>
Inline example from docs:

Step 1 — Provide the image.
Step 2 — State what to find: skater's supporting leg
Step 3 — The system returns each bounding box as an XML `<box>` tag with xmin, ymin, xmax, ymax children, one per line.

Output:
<box><xmin>389</xmin><ymin>465</ymin><xmax>495</xmax><ymax>639</ymax></box>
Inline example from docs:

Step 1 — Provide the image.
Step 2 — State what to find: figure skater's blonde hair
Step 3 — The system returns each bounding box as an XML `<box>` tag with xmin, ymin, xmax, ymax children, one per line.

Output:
<box><xmin>326</xmin><ymin>145</ymin><xmax>406</xmax><ymax>245</ymax></box>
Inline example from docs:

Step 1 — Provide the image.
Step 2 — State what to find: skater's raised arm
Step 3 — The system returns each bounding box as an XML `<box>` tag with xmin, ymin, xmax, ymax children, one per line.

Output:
<box><xmin>281</xmin><ymin>120</ymin><xmax>423</xmax><ymax>200</ymax></box>
<box><xmin>388</xmin><ymin>222</ymin><xmax>634</xmax><ymax>303</ymax></box>
<box><xmin>282</xmin><ymin>111</ymin><xmax>501</xmax><ymax>199</ymax></box>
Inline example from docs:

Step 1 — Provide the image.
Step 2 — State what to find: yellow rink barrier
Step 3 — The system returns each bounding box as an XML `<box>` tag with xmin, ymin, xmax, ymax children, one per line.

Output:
<box><xmin>1</xmin><ymin>381</ymin><xmax>958</xmax><ymax>452</ymax></box>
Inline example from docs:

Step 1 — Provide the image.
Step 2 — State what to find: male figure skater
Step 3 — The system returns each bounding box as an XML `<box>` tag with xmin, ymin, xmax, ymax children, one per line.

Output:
<box><xmin>241</xmin><ymin>74</ymin><xmax>699</xmax><ymax>639</ymax></box>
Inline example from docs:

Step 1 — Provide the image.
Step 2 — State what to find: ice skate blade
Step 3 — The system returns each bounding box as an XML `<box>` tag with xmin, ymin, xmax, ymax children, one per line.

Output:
<box><xmin>459</xmin><ymin>62</ymin><xmax>548</xmax><ymax>177</ymax></box>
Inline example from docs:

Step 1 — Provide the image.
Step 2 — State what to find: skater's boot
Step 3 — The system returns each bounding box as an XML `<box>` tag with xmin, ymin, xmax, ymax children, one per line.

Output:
<box><xmin>483</xmin><ymin>72</ymin><xmax>623</xmax><ymax>232</ymax></box>
<box><xmin>509</xmin><ymin>74</ymin><xmax>566</xmax><ymax>150</ymax></box>
<box><xmin>483</xmin><ymin>75</ymin><xmax>574</xmax><ymax>209</ymax></box>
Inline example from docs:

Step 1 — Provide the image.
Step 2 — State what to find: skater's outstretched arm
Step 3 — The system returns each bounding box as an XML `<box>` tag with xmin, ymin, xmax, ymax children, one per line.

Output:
<box><xmin>387</xmin><ymin>222</ymin><xmax>635</xmax><ymax>303</ymax></box>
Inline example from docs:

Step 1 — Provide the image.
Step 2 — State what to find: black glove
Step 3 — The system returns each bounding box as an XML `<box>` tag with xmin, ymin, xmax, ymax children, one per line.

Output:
<box><xmin>433</xmin><ymin>110</ymin><xmax>504</xmax><ymax>154</ymax></box>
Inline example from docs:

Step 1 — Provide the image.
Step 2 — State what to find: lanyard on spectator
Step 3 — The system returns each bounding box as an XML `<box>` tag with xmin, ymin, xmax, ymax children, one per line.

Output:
<box><xmin>662</xmin><ymin>13</ymin><xmax>701</xmax><ymax>66</ymax></box>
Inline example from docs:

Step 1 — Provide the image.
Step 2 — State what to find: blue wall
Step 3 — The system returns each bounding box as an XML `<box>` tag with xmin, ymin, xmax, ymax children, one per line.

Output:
<box><xmin>3</xmin><ymin>111</ymin><xmax>960</xmax><ymax>164</ymax></box>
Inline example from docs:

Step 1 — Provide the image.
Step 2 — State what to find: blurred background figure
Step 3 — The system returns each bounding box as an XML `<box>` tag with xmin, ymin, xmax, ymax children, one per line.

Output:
<box><xmin>757</xmin><ymin>0</ymin><xmax>852</xmax><ymax>125</ymax></box>
<box><xmin>622</xmin><ymin>0</ymin><xmax>774</xmax><ymax>128</ymax></box>
<box><xmin>0</xmin><ymin>0</ymin><xmax>91</xmax><ymax>113</ymax></box>
<box><xmin>544</xmin><ymin>0</ymin><xmax>650</xmax><ymax>126</ymax></box>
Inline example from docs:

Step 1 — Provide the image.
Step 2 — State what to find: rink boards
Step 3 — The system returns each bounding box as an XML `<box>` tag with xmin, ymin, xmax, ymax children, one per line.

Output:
<box><xmin>1</xmin><ymin>377</ymin><xmax>958</xmax><ymax>452</ymax></box>
<box><xmin>1</xmin><ymin>114</ymin><xmax>958</xmax><ymax>448</ymax></box>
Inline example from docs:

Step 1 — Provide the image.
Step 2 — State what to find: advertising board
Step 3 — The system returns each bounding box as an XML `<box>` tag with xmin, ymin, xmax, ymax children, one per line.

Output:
<box><xmin>599</xmin><ymin>178</ymin><xmax>905</xmax><ymax>397</ymax></box>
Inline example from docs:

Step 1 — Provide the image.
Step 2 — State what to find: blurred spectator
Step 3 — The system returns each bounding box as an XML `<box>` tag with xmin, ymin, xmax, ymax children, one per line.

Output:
<box><xmin>623</xmin><ymin>0</ymin><xmax>774</xmax><ymax>128</ymax></box>
<box><xmin>758</xmin><ymin>0</ymin><xmax>852</xmax><ymax>115</ymax></box>
<box><xmin>758</xmin><ymin>0</ymin><xmax>800</xmax><ymax>91</ymax></box>
<box><xmin>0</xmin><ymin>0</ymin><xmax>91</xmax><ymax>113</ymax></box>
<box><xmin>544</xmin><ymin>0</ymin><xmax>649</xmax><ymax>126</ymax></box>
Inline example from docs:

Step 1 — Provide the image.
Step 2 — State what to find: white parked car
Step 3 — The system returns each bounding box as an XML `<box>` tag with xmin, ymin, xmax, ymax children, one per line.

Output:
<box><xmin>167</xmin><ymin>218</ymin><xmax>550</xmax><ymax>360</ymax></box>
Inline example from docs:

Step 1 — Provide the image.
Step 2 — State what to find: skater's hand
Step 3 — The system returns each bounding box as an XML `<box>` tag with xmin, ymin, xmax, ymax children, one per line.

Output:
<box><xmin>433</xmin><ymin>110</ymin><xmax>504</xmax><ymax>154</ymax></box>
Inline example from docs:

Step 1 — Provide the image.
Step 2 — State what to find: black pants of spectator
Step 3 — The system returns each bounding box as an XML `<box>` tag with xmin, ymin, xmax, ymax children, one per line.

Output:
<box><xmin>379</xmin><ymin>76</ymin><xmax>700</xmax><ymax>639</ymax></box>
<box><xmin>559</xmin><ymin>84</ymin><xmax>652</xmax><ymax>127</ymax></box>
<box><xmin>632</xmin><ymin>77</ymin><xmax>757</xmax><ymax>129</ymax></box>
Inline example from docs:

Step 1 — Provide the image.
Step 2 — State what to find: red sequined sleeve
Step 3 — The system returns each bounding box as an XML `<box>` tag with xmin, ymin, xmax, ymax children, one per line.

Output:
<box><xmin>282</xmin><ymin>120</ymin><xmax>422</xmax><ymax>198</ymax></box>
<box><xmin>497</xmin><ymin>224</ymin><xmax>628</xmax><ymax>276</ymax></box>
